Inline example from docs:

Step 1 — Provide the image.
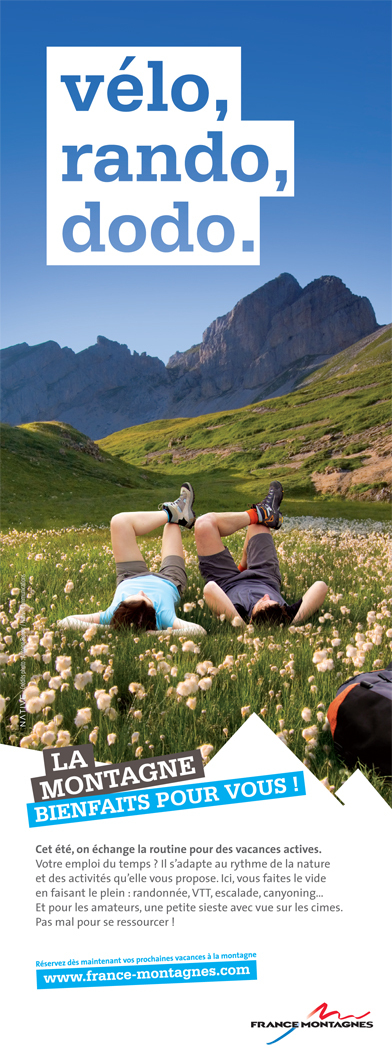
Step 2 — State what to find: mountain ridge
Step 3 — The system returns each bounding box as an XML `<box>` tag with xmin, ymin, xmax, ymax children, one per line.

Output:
<box><xmin>1</xmin><ymin>273</ymin><xmax>379</xmax><ymax>436</ymax></box>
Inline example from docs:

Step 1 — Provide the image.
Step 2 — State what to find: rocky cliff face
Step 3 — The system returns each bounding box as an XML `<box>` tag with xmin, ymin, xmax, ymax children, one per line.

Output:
<box><xmin>166</xmin><ymin>274</ymin><xmax>378</xmax><ymax>413</ymax></box>
<box><xmin>1</xmin><ymin>275</ymin><xmax>378</xmax><ymax>436</ymax></box>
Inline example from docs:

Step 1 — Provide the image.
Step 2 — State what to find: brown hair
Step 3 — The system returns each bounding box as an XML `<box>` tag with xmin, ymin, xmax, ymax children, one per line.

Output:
<box><xmin>252</xmin><ymin>602</ymin><xmax>290</xmax><ymax>627</ymax></box>
<box><xmin>110</xmin><ymin>599</ymin><xmax>157</xmax><ymax>631</ymax></box>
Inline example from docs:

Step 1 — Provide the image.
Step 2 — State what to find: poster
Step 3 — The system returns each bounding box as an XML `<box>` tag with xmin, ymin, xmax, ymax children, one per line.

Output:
<box><xmin>0</xmin><ymin>2</ymin><xmax>391</xmax><ymax>1059</ymax></box>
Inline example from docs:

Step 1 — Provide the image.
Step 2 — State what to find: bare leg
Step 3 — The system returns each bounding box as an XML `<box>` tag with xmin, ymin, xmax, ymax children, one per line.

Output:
<box><xmin>195</xmin><ymin>511</ymin><xmax>251</xmax><ymax>556</ymax></box>
<box><xmin>161</xmin><ymin>522</ymin><xmax>184</xmax><ymax>560</ymax></box>
<box><xmin>110</xmin><ymin>510</ymin><xmax>168</xmax><ymax>563</ymax></box>
<box><xmin>240</xmin><ymin>524</ymin><xmax>271</xmax><ymax>569</ymax></box>
<box><xmin>291</xmin><ymin>582</ymin><xmax>328</xmax><ymax>624</ymax></box>
<box><xmin>203</xmin><ymin>581</ymin><xmax>245</xmax><ymax>624</ymax></box>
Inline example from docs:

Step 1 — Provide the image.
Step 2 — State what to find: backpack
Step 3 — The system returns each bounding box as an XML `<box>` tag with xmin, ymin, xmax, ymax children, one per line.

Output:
<box><xmin>327</xmin><ymin>667</ymin><xmax>392</xmax><ymax>776</ymax></box>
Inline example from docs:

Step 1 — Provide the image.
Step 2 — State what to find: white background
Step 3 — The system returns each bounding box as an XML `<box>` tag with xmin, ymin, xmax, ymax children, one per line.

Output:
<box><xmin>1</xmin><ymin>715</ymin><xmax>390</xmax><ymax>1060</ymax></box>
<box><xmin>47</xmin><ymin>47</ymin><xmax>294</xmax><ymax>264</ymax></box>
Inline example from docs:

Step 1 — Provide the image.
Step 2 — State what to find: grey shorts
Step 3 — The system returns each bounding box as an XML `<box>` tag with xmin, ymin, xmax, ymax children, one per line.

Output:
<box><xmin>198</xmin><ymin>534</ymin><xmax>282</xmax><ymax>596</ymax></box>
<box><xmin>115</xmin><ymin>554</ymin><xmax>187</xmax><ymax>596</ymax></box>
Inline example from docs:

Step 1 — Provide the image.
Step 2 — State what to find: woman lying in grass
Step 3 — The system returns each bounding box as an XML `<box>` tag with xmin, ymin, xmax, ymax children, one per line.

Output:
<box><xmin>58</xmin><ymin>483</ymin><xmax>206</xmax><ymax>636</ymax></box>
<box><xmin>195</xmin><ymin>481</ymin><xmax>328</xmax><ymax>627</ymax></box>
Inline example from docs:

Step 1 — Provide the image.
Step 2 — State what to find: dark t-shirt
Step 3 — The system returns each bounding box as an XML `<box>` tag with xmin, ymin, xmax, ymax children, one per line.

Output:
<box><xmin>226</xmin><ymin>578</ymin><xmax>302</xmax><ymax>623</ymax></box>
<box><xmin>227</xmin><ymin>577</ymin><xmax>285</xmax><ymax>622</ymax></box>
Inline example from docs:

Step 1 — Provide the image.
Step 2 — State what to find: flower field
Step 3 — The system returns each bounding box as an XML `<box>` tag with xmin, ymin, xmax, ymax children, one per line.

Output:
<box><xmin>1</xmin><ymin>517</ymin><xmax>391</xmax><ymax>802</ymax></box>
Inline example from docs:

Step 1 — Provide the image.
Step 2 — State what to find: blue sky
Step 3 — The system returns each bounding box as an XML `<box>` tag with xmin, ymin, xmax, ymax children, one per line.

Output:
<box><xmin>1</xmin><ymin>0</ymin><xmax>391</xmax><ymax>361</ymax></box>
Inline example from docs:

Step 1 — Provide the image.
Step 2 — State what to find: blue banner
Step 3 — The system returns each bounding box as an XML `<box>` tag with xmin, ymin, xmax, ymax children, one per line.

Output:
<box><xmin>37</xmin><ymin>958</ymin><xmax>257</xmax><ymax>989</ymax></box>
<box><xmin>27</xmin><ymin>770</ymin><xmax>305</xmax><ymax>828</ymax></box>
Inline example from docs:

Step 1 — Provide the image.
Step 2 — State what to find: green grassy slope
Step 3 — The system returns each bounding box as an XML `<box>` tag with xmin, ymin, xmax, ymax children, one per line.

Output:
<box><xmin>0</xmin><ymin>421</ymin><xmax>157</xmax><ymax>529</ymax></box>
<box><xmin>97</xmin><ymin>327</ymin><xmax>391</xmax><ymax>520</ymax></box>
<box><xmin>1</xmin><ymin>328</ymin><xmax>390</xmax><ymax>529</ymax></box>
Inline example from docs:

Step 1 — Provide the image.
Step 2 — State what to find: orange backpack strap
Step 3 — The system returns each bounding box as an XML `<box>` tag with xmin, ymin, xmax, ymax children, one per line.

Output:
<box><xmin>327</xmin><ymin>682</ymin><xmax>358</xmax><ymax>737</ymax></box>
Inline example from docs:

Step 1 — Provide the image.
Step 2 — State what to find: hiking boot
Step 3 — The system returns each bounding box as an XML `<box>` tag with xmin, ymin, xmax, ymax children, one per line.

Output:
<box><xmin>252</xmin><ymin>480</ymin><xmax>284</xmax><ymax>529</ymax></box>
<box><xmin>161</xmin><ymin>482</ymin><xmax>196</xmax><ymax>528</ymax></box>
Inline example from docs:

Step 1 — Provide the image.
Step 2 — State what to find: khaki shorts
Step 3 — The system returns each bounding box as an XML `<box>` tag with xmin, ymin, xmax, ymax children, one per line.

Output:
<box><xmin>115</xmin><ymin>554</ymin><xmax>187</xmax><ymax>596</ymax></box>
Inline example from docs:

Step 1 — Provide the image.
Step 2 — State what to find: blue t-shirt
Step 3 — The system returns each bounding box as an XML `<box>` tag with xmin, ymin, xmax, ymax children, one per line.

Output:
<box><xmin>99</xmin><ymin>575</ymin><xmax>180</xmax><ymax>630</ymax></box>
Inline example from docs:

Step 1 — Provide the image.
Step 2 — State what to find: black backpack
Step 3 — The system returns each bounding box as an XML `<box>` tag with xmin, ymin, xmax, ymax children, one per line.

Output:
<box><xmin>327</xmin><ymin>667</ymin><xmax>392</xmax><ymax>777</ymax></box>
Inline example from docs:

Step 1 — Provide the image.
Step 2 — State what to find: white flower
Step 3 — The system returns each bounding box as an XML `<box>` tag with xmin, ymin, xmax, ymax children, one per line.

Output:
<box><xmin>74</xmin><ymin>671</ymin><xmax>93</xmax><ymax>690</ymax></box>
<box><xmin>186</xmin><ymin>697</ymin><xmax>197</xmax><ymax>711</ymax></box>
<box><xmin>89</xmin><ymin>727</ymin><xmax>99</xmax><ymax>745</ymax></box>
<box><xmin>83</xmin><ymin>626</ymin><xmax>97</xmax><ymax>642</ymax></box>
<box><xmin>55</xmin><ymin>730</ymin><xmax>71</xmax><ymax>746</ymax></box>
<box><xmin>131</xmin><ymin>731</ymin><xmax>140</xmax><ymax>744</ymax></box>
<box><xmin>39</xmin><ymin>690</ymin><xmax>56</xmax><ymax>706</ymax></box>
<box><xmin>241</xmin><ymin>705</ymin><xmax>251</xmax><ymax>718</ymax></box>
<box><xmin>48</xmin><ymin>677</ymin><xmax>62</xmax><ymax>689</ymax></box>
<box><xmin>107</xmin><ymin>733</ymin><xmax>117</xmax><ymax>745</ymax></box>
<box><xmin>196</xmin><ymin>661</ymin><xmax>212</xmax><ymax>676</ymax></box>
<box><xmin>320</xmin><ymin>777</ymin><xmax>335</xmax><ymax>793</ymax></box>
<box><xmin>22</xmin><ymin>684</ymin><xmax>41</xmax><ymax>702</ymax></box>
<box><xmin>41</xmin><ymin>730</ymin><xmax>56</xmax><ymax>746</ymax></box>
<box><xmin>302</xmin><ymin>725</ymin><xmax>318</xmax><ymax>742</ymax></box>
<box><xmin>198</xmin><ymin>677</ymin><xmax>212</xmax><ymax>691</ymax></box>
<box><xmin>128</xmin><ymin>682</ymin><xmax>146</xmax><ymax>697</ymax></box>
<box><xmin>55</xmin><ymin>655</ymin><xmax>72</xmax><ymax>673</ymax></box>
<box><xmin>312</xmin><ymin>650</ymin><xmax>328</xmax><ymax>663</ymax></box>
<box><xmin>183</xmin><ymin>602</ymin><xmax>196</xmax><ymax>613</ymax></box>
<box><xmin>0</xmin><ymin>695</ymin><xmax>6</xmax><ymax>721</ymax></box>
<box><xmin>277</xmin><ymin>732</ymin><xmax>288</xmax><ymax>745</ymax></box>
<box><xmin>157</xmin><ymin>661</ymin><xmax>171</xmax><ymax>674</ymax></box>
<box><xmin>20</xmin><ymin>735</ymin><xmax>33</xmax><ymax>749</ymax></box>
<box><xmin>176</xmin><ymin>678</ymin><xmax>199</xmax><ymax>697</ymax></box>
<box><xmin>331</xmin><ymin>638</ymin><xmax>341</xmax><ymax>647</ymax></box>
<box><xmin>90</xmin><ymin>643</ymin><xmax>109</xmax><ymax>657</ymax></box>
<box><xmin>75</xmin><ymin>707</ymin><xmax>92</xmax><ymax>727</ymax></box>
<box><xmin>182</xmin><ymin>640</ymin><xmax>200</xmax><ymax>654</ymax></box>
<box><xmin>64</xmin><ymin>581</ymin><xmax>74</xmax><ymax>594</ymax></box>
<box><xmin>198</xmin><ymin>743</ymin><xmax>214</xmax><ymax>762</ymax></box>
<box><xmin>301</xmin><ymin>707</ymin><xmax>312</xmax><ymax>722</ymax></box>
<box><xmin>32</xmin><ymin>721</ymin><xmax>46</xmax><ymax>739</ymax></box>
<box><xmin>96</xmin><ymin>693</ymin><xmax>112</xmax><ymax>712</ymax></box>
<box><xmin>231</xmin><ymin>616</ymin><xmax>243</xmax><ymax>627</ymax></box>
<box><xmin>40</xmin><ymin>632</ymin><xmax>53</xmax><ymax>648</ymax></box>
<box><xmin>90</xmin><ymin>660</ymin><xmax>105</xmax><ymax>674</ymax></box>
<box><xmin>10</xmin><ymin>588</ymin><xmax>20</xmax><ymax>597</ymax></box>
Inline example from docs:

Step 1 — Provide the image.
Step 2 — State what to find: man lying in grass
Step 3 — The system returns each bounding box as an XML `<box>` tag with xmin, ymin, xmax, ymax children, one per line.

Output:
<box><xmin>195</xmin><ymin>481</ymin><xmax>327</xmax><ymax>627</ymax></box>
<box><xmin>58</xmin><ymin>483</ymin><xmax>206</xmax><ymax>636</ymax></box>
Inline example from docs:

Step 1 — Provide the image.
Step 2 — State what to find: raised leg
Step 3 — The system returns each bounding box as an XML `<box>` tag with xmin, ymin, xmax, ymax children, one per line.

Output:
<box><xmin>110</xmin><ymin>510</ymin><xmax>168</xmax><ymax>563</ymax></box>
<box><xmin>239</xmin><ymin>523</ymin><xmax>271</xmax><ymax>569</ymax></box>
<box><xmin>194</xmin><ymin>511</ymin><xmax>251</xmax><ymax>556</ymax></box>
<box><xmin>161</xmin><ymin>522</ymin><xmax>184</xmax><ymax>560</ymax></box>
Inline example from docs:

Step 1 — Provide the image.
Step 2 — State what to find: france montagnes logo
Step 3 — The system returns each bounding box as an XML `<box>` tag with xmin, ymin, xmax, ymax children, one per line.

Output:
<box><xmin>251</xmin><ymin>1001</ymin><xmax>372</xmax><ymax>1044</ymax></box>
